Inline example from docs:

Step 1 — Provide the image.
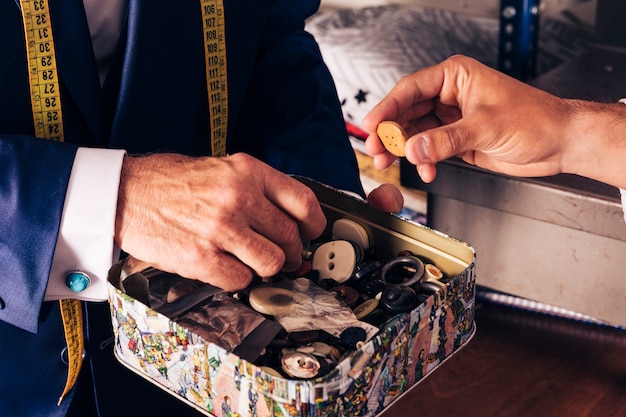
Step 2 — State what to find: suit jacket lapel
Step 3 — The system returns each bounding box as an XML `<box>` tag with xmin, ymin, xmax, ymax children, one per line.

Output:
<box><xmin>48</xmin><ymin>0</ymin><xmax>106</xmax><ymax>145</ymax></box>
<box><xmin>109</xmin><ymin>0</ymin><xmax>272</xmax><ymax>155</ymax></box>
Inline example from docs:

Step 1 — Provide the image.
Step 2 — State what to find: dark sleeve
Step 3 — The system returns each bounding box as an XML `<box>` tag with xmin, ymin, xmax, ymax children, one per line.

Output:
<box><xmin>0</xmin><ymin>135</ymin><xmax>78</xmax><ymax>332</ymax></box>
<box><xmin>230</xmin><ymin>3</ymin><xmax>364</xmax><ymax>196</ymax></box>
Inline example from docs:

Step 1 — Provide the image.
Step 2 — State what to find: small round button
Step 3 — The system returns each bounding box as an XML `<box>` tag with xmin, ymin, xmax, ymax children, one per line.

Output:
<box><xmin>281</xmin><ymin>352</ymin><xmax>320</xmax><ymax>379</ymax></box>
<box><xmin>353</xmin><ymin>298</ymin><xmax>379</xmax><ymax>320</ymax></box>
<box><xmin>311</xmin><ymin>341</ymin><xmax>332</xmax><ymax>357</ymax></box>
<box><xmin>329</xmin><ymin>285</ymin><xmax>360</xmax><ymax>307</ymax></box>
<box><xmin>311</xmin><ymin>240</ymin><xmax>357</xmax><ymax>283</ymax></box>
<box><xmin>340</xmin><ymin>326</ymin><xmax>367</xmax><ymax>348</ymax></box>
<box><xmin>381</xmin><ymin>285</ymin><xmax>417</xmax><ymax>314</ymax></box>
<box><xmin>332</xmin><ymin>218</ymin><xmax>370</xmax><ymax>250</ymax></box>
<box><xmin>65</xmin><ymin>271</ymin><xmax>91</xmax><ymax>292</ymax></box>
<box><xmin>377</xmin><ymin>121</ymin><xmax>408</xmax><ymax>157</ymax></box>
<box><xmin>249</xmin><ymin>287</ymin><xmax>296</xmax><ymax>316</ymax></box>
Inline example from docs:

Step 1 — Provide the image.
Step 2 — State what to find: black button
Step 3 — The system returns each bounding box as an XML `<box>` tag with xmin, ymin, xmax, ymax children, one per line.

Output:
<box><xmin>381</xmin><ymin>285</ymin><xmax>417</xmax><ymax>314</ymax></box>
<box><xmin>340</xmin><ymin>326</ymin><xmax>367</xmax><ymax>348</ymax></box>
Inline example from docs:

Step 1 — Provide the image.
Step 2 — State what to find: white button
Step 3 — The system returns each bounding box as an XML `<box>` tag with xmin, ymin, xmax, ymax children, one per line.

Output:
<box><xmin>311</xmin><ymin>240</ymin><xmax>357</xmax><ymax>283</ymax></box>
<box><xmin>332</xmin><ymin>218</ymin><xmax>370</xmax><ymax>250</ymax></box>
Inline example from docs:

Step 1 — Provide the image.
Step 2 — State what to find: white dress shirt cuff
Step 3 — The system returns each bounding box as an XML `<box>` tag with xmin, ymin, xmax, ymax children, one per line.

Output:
<box><xmin>45</xmin><ymin>147</ymin><xmax>126</xmax><ymax>302</ymax></box>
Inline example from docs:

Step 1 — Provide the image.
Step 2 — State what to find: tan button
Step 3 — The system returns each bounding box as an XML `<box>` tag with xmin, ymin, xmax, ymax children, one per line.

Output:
<box><xmin>249</xmin><ymin>287</ymin><xmax>296</xmax><ymax>316</ymax></box>
<box><xmin>311</xmin><ymin>341</ymin><xmax>332</xmax><ymax>357</ymax></box>
<box><xmin>377</xmin><ymin>121</ymin><xmax>408</xmax><ymax>157</ymax></box>
<box><xmin>332</xmin><ymin>218</ymin><xmax>370</xmax><ymax>250</ymax></box>
<box><xmin>353</xmin><ymin>298</ymin><xmax>379</xmax><ymax>320</ymax></box>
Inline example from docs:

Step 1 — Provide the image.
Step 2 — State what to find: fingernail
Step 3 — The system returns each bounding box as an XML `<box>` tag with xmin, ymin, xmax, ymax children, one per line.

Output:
<box><xmin>417</xmin><ymin>164</ymin><xmax>428</xmax><ymax>182</ymax></box>
<box><xmin>414</xmin><ymin>137</ymin><xmax>430</xmax><ymax>162</ymax></box>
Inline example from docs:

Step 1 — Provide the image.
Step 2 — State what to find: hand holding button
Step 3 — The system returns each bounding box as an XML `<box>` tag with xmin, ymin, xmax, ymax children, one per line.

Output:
<box><xmin>376</xmin><ymin>121</ymin><xmax>408</xmax><ymax>157</ymax></box>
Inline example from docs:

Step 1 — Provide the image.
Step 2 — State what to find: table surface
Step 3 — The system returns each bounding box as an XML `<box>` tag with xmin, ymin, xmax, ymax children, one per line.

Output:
<box><xmin>381</xmin><ymin>299</ymin><xmax>626</xmax><ymax>417</ymax></box>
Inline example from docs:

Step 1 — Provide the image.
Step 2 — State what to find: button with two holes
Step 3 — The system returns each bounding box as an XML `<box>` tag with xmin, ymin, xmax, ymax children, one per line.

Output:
<box><xmin>311</xmin><ymin>240</ymin><xmax>357</xmax><ymax>283</ymax></box>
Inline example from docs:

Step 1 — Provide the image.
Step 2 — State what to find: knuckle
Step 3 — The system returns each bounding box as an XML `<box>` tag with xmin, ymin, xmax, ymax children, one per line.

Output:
<box><xmin>257</xmin><ymin>251</ymin><xmax>286</xmax><ymax>277</ymax></box>
<box><xmin>436</xmin><ymin>129</ymin><xmax>462</xmax><ymax>158</ymax></box>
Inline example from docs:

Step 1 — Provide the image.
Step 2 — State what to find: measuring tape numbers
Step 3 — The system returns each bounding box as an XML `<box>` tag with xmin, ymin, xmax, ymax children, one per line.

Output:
<box><xmin>20</xmin><ymin>0</ymin><xmax>64</xmax><ymax>142</ymax></box>
<box><xmin>201</xmin><ymin>0</ymin><xmax>229</xmax><ymax>157</ymax></box>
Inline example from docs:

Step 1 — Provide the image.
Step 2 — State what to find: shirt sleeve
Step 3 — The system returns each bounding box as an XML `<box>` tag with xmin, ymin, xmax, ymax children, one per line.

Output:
<box><xmin>45</xmin><ymin>147</ymin><xmax>126</xmax><ymax>302</ymax></box>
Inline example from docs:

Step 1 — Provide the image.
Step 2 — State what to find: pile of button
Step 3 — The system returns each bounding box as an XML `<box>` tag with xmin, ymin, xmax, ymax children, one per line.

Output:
<box><xmin>244</xmin><ymin>217</ymin><xmax>449</xmax><ymax>380</ymax></box>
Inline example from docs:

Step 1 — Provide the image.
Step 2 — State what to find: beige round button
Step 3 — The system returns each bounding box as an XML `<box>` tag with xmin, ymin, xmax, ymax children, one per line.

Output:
<box><xmin>353</xmin><ymin>298</ymin><xmax>379</xmax><ymax>320</ymax></box>
<box><xmin>311</xmin><ymin>240</ymin><xmax>357</xmax><ymax>283</ymax></box>
<box><xmin>249</xmin><ymin>287</ymin><xmax>296</xmax><ymax>316</ymax></box>
<box><xmin>332</xmin><ymin>218</ymin><xmax>370</xmax><ymax>250</ymax></box>
<box><xmin>377</xmin><ymin>121</ymin><xmax>408</xmax><ymax>157</ymax></box>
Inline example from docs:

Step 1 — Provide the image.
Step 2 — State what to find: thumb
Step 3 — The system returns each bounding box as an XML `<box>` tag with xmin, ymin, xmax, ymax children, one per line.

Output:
<box><xmin>404</xmin><ymin>120</ymin><xmax>481</xmax><ymax>183</ymax></box>
<box><xmin>366</xmin><ymin>183</ymin><xmax>404</xmax><ymax>213</ymax></box>
<box><xmin>405</xmin><ymin>121</ymin><xmax>474</xmax><ymax>167</ymax></box>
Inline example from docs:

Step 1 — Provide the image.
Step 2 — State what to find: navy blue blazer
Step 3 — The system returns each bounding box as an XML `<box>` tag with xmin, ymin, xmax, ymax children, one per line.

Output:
<box><xmin>0</xmin><ymin>0</ymin><xmax>362</xmax><ymax>415</ymax></box>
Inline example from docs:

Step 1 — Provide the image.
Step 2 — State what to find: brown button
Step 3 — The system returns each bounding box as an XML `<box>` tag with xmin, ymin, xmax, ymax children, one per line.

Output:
<box><xmin>329</xmin><ymin>285</ymin><xmax>360</xmax><ymax>307</ymax></box>
<box><xmin>377</xmin><ymin>121</ymin><xmax>408</xmax><ymax>157</ymax></box>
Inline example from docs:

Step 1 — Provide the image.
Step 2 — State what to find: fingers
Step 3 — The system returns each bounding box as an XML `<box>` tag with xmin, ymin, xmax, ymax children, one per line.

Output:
<box><xmin>116</xmin><ymin>153</ymin><xmax>328</xmax><ymax>291</ymax></box>
<box><xmin>261</xmin><ymin>172</ymin><xmax>327</xmax><ymax>241</ymax></box>
<box><xmin>362</xmin><ymin>56</ymin><xmax>493</xmax><ymax>181</ymax></box>
<box><xmin>244</xmin><ymin>201</ymin><xmax>306</xmax><ymax>274</ymax></box>
<box><xmin>362</xmin><ymin>62</ymin><xmax>452</xmax><ymax>168</ymax></box>
<box><xmin>362</xmin><ymin>65</ymin><xmax>446</xmax><ymax>134</ymax></box>
<box><xmin>366</xmin><ymin>183</ymin><xmax>404</xmax><ymax>213</ymax></box>
<box><xmin>165</xmin><ymin>250</ymin><xmax>254</xmax><ymax>293</ymax></box>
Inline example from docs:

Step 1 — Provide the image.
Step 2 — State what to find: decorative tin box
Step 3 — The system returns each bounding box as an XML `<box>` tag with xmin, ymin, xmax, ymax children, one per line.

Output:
<box><xmin>107</xmin><ymin>177</ymin><xmax>476</xmax><ymax>416</ymax></box>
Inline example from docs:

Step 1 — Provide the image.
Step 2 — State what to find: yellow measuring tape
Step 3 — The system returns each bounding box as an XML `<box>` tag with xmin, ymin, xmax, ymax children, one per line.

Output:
<box><xmin>201</xmin><ymin>0</ymin><xmax>229</xmax><ymax>157</ymax></box>
<box><xmin>19</xmin><ymin>0</ymin><xmax>82</xmax><ymax>406</ymax></box>
<box><xmin>20</xmin><ymin>0</ymin><xmax>229</xmax><ymax>405</ymax></box>
<box><xmin>20</xmin><ymin>0</ymin><xmax>63</xmax><ymax>142</ymax></box>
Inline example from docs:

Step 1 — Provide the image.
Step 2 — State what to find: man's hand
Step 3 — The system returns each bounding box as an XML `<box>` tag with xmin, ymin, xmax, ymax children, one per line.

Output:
<box><xmin>115</xmin><ymin>152</ymin><xmax>326</xmax><ymax>291</ymax></box>
<box><xmin>362</xmin><ymin>55</ymin><xmax>576</xmax><ymax>183</ymax></box>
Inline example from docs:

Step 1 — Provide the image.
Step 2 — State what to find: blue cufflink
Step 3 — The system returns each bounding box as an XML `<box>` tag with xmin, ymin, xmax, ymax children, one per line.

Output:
<box><xmin>65</xmin><ymin>271</ymin><xmax>91</xmax><ymax>292</ymax></box>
